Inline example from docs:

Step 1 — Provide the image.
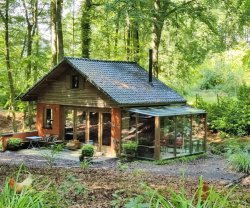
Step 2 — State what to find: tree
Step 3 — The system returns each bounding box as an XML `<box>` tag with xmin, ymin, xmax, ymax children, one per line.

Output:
<box><xmin>51</xmin><ymin>0</ymin><xmax>64</xmax><ymax>66</ymax></box>
<box><xmin>0</xmin><ymin>0</ymin><xmax>17</xmax><ymax>132</ymax></box>
<box><xmin>81</xmin><ymin>0</ymin><xmax>92</xmax><ymax>58</ymax></box>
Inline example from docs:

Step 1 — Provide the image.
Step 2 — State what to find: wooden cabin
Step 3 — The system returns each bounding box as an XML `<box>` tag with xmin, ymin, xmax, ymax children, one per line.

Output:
<box><xmin>21</xmin><ymin>57</ymin><xmax>206</xmax><ymax>159</ymax></box>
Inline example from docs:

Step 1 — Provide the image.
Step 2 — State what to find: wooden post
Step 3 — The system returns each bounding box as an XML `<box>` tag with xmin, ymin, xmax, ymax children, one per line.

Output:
<box><xmin>111</xmin><ymin>108</ymin><xmax>121</xmax><ymax>156</ymax></box>
<box><xmin>73</xmin><ymin>109</ymin><xmax>77</xmax><ymax>140</ymax></box>
<box><xmin>190</xmin><ymin>115</ymin><xmax>193</xmax><ymax>154</ymax></box>
<box><xmin>154</xmin><ymin>116</ymin><xmax>160</xmax><ymax>160</ymax></box>
<box><xmin>174</xmin><ymin>116</ymin><xmax>177</xmax><ymax>157</ymax></box>
<box><xmin>135</xmin><ymin>113</ymin><xmax>138</xmax><ymax>142</ymax></box>
<box><xmin>98</xmin><ymin>112</ymin><xmax>103</xmax><ymax>152</ymax></box>
<box><xmin>203</xmin><ymin>114</ymin><xmax>207</xmax><ymax>152</ymax></box>
<box><xmin>85</xmin><ymin>111</ymin><xmax>90</xmax><ymax>143</ymax></box>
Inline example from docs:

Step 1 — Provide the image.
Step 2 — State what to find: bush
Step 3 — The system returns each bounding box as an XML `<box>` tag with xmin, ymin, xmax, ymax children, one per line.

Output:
<box><xmin>81</xmin><ymin>144</ymin><xmax>94</xmax><ymax>158</ymax></box>
<box><xmin>7</xmin><ymin>138</ymin><xmax>22</xmax><ymax>151</ymax></box>
<box><xmin>122</xmin><ymin>141</ymin><xmax>138</xmax><ymax>155</ymax></box>
<box><xmin>228</xmin><ymin>151</ymin><xmax>250</xmax><ymax>173</ymax></box>
<box><xmin>122</xmin><ymin>141</ymin><xmax>138</xmax><ymax>161</ymax></box>
<box><xmin>196</xmin><ymin>93</ymin><xmax>250</xmax><ymax>136</ymax></box>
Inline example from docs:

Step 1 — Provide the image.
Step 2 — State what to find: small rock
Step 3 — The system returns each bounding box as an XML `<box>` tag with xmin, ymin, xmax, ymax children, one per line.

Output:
<box><xmin>242</xmin><ymin>176</ymin><xmax>250</xmax><ymax>186</ymax></box>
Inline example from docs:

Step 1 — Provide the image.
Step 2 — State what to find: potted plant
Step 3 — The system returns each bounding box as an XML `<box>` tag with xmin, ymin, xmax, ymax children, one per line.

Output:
<box><xmin>7</xmin><ymin>138</ymin><xmax>22</xmax><ymax>151</ymax></box>
<box><xmin>79</xmin><ymin>144</ymin><xmax>95</xmax><ymax>161</ymax></box>
<box><xmin>122</xmin><ymin>141</ymin><xmax>138</xmax><ymax>161</ymax></box>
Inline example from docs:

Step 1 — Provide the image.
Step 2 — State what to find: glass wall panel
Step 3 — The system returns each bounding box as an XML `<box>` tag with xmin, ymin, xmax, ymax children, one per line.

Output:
<box><xmin>121</xmin><ymin>111</ymin><xmax>137</xmax><ymax>142</ymax></box>
<box><xmin>192</xmin><ymin>114</ymin><xmax>205</xmax><ymax>153</ymax></box>
<box><xmin>103</xmin><ymin>113</ymin><xmax>111</xmax><ymax>146</ymax></box>
<box><xmin>121</xmin><ymin>111</ymin><xmax>155</xmax><ymax>159</ymax></box>
<box><xmin>76</xmin><ymin>110</ymin><xmax>86</xmax><ymax>142</ymax></box>
<box><xmin>137</xmin><ymin>115</ymin><xmax>155</xmax><ymax>159</ymax></box>
<box><xmin>65</xmin><ymin>109</ymin><xmax>74</xmax><ymax>140</ymax></box>
<box><xmin>160</xmin><ymin>116</ymin><xmax>192</xmax><ymax>159</ymax></box>
<box><xmin>89</xmin><ymin>112</ymin><xmax>99</xmax><ymax>145</ymax></box>
<box><xmin>160</xmin><ymin>117</ymin><xmax>175</xmax><ymax>159</ymax></box>
<box><xmin>176</xmin><ymin>116</ymin><xmax>192</xmax><ymax>156</ymax></box>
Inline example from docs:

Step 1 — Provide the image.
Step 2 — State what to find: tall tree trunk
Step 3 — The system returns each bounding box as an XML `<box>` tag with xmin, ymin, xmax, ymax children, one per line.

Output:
<box><xmin>151</xmin><ymin>0</ymin><xmax>165</xmax><ymax>78</ymax></box>
<box><xmin>126</xmin><ymin>17</ymin><xmax>131</xmax><ymax>61</ymax></box>
<box><xmin>114</xmin><ymin>23</ymin><xmax>119</xmax><ymax>58</ymax></box>
<box><xmin>0</xmin><ymin>0</ymin><xmax>17</xmax><ymax>132</ymax></box>
<box><xmin>51</xmin><ymin>0</ymin><xmax>57</xmax><ymax>65</ymax></box>
<box><xmin>132</xmin><ymin>23</ymin><xmax>140</xmax><ymax>63</ymax></box>
<box><xmin>81</xmin><ymin>0</ymin><xmax>92</xmax><ymax>58</ymax></box>
<box><xmin>57</xmin><ymin>0</ymin><xmax>64</xmax><ymax>61</ymax></box>
<box><xmin>51</xmin><ymin>0</ymin><xmax>64</xmax><ymax>65</ymax></box>
<box><xmin>22</xmin><ymin>0</ymin><xmax>39</xmax><ymax>130</ymax></box>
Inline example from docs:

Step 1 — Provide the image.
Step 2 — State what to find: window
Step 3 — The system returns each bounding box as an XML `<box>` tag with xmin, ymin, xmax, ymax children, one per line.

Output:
<box><xmin>72</xmin><ymin>75</ymin><xmax>79</xmax><ymax>89</ymax></box>
<box><xmin>44</xmin><ymin>108</ymin><xmax>53</xmax><ymax>129</ymax></box>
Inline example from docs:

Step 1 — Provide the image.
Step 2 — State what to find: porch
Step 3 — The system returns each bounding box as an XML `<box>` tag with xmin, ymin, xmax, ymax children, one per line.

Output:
<box><xmin>122</xmin><ymin>106</ymin><xmax>207</xmax><ymax>160</ymax></box>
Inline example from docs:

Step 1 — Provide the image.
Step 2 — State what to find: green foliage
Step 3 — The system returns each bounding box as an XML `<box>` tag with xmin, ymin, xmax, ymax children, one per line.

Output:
<box><xmin>7</xmin><ymin>138</ymin><xmax>22</xmax><ymax>146</ymax></box>
<box><xmin>228</xmin><ymin>151</ymin><xmax>250</xmax><ymax>173</ymax></box>
<box><xmin>113</xmin><ymin>177</ymin><xmax>234</xmax><ymax>208</ymax></box>
<box><xmin>81</xmin><ymin>144</ymin><xmax>94</xmax><ymax>157</ymax></box>
<box><xmin>155</xmin><ymin>153</ymin><xmax>208</xmax><ymax>165</ymax></box>
<box><xmin>122</xmin><ymin>141</ymin><xmax>138</xmax><ymax>154</ymax></box>
<box><xmin>196</xmin><ymin>89</ymin><xmax>250</xmax><ymax>136</ymax></box>
<box><xmin>59</xmin><ymin>174</ymin><xmax>88</xmax><ymax>204</ymax></box>
<box><xmin>0</xmin><ymin>165</ymin><xmax>62</xmax><ymax>208</ymax></box>
<box><xmin>41</xmin><ymin>144</ymin><xmax>64</xmax><ymax>167</ymax></box>
<box><xmin>80</xmin><ymin>159</ymin><xmax>90</xmax><ymax>170</ymax></box>
<box><xmin>116</xmin><ymin>161</ymin><xmax>129</xmax><ymax>171</ymax></box>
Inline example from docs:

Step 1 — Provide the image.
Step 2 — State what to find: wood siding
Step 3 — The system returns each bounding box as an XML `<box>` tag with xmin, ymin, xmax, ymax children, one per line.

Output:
<box><xmin>37</xmin><ymin>69</ymin><xmax>117</xmax><ymax>108</ymax></box>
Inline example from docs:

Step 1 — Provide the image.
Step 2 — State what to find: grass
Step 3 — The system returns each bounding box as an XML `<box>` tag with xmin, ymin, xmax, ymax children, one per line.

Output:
<box><xmin>0</xmin><ymin>165</ymin><xmax>60</xmax><ymax>208</ymax></box>
<box><xmin>228</xmin><ymin>151</ymin><xmax>250</xmax><ymax>173</ymax></box>
<box><xmin>154</xmin><ymin>153</ymin><xmax>208</xmax><ymax>165</ymax></box>
<box><xmin>118</xmin><ymin>177</ymin><xmax>236</xmax><ymax>208</ymax></box>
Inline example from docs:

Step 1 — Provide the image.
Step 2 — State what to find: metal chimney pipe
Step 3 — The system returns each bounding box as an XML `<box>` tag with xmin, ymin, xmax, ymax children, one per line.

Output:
<box><xmin>149</xmin><ymin>49</ymin><xmax>153</xmax><ymax>83</ymax></box>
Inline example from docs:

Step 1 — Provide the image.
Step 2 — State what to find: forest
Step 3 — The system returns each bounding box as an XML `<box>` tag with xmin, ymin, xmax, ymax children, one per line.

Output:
<box><xmin>0</xmin><ymin>0</ymin><xmax>249</xmax><ymax>134</ymax></box>
<box><xmin>0</xmin><ymin>0</ymin><xmax>250</xmax><ymax>207</ymax></box>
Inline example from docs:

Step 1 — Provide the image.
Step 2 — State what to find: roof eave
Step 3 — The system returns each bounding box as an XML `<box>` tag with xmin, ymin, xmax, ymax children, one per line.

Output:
<box><xmin>118</xmin><ymin>100</ymin><xmax>187</xmax><ymax>108</ymax></box>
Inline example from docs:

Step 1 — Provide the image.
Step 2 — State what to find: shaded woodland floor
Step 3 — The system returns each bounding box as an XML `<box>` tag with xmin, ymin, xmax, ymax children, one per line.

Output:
<box><xmin>0</xmin><ymin>164</ymin><xmax>249</xmax><ymax>208</ymax></box>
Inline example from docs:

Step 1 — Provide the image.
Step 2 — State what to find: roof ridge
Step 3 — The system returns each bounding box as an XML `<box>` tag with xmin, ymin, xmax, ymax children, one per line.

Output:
<box><xmin>65</xmin><ymin>56</ymin><xmax>137</xmax><ymax>64</ymax></box>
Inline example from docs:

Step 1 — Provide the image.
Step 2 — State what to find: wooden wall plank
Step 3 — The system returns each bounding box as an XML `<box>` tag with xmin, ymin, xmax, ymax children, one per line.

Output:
<box><xmin>37</xmin><ymin>69</ymin><xmax>117</xmax><ymax>108</ymax></box>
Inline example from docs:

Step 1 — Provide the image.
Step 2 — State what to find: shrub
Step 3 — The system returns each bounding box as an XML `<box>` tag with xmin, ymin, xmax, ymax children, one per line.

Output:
<box><xmin>228</xmin><ymin>151</ymin><xmax>250</xmax><ymax>173</ymax></box>
<box><xmin>7</xmin><ymin>138</ymin><xmax>22</xmax><ymax>151</ymax></box>
<box><xmin>7</xmin><ymin>138</ymin><xmax>22</xmax><ymax>146</ymax></box>
<box><xmin>196</xmin><ymin>95</ymin><xmax>250</xmax><ymax>136</ymax></box>
<box><xmin>122</xmin><ymin>141</ymin><xmax>138</xmax><ymax>155</ymax></box>
<box><xmin>81</xmin><ymin>144</ymin><xmax>94</xmax><ymax>158</ymax></box>
<box><xmin>122</xmin><ymin>141</ymin><xmax>138</xmax><ymax>161</ymax></box>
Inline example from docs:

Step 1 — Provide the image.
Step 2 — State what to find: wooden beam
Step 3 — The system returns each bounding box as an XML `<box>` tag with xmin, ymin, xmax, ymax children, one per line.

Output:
<box><xmin>203</xmin><ymin>114</ymin><xmax>207</xmax><ymax>152</ymax></box>
<box><xmin>135</xmin><ymin>113</ymin><xmax>138</xmax><ymax>142</ymax></box>
<box><xmin>98</xmin><ymin>112</ymin><xmax>103</xmax><ymax>152</ymax></box>
<box><xmin>73</xmin><ymin>109</ymin><xmax>77</xmax><ymax>140</ymax></box>
<box><xmin>85</xmin><ymin>111</ymin><xmax>90</xmax><ymax>143</ymax></box>
<box><xmin>154</xmin><ymin>116</ymin><xmax>160</xmax><ymax>160</ymax></box>
<box><xmin>190</xmin><ymin>115</ymin><xmax>193</xmax><ymax>154</ymax></box>
<box><xmin>174</xmin><ymin>116</ymin><xmax>177</xmax><ymax>157</ymax></box>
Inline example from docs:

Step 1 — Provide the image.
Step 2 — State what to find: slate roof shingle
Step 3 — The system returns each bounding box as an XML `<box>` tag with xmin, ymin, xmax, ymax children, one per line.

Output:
<box><xmin>66</xmin><ymin>57</ymin><xmax>186</xmax><ymax>105</ymax></box>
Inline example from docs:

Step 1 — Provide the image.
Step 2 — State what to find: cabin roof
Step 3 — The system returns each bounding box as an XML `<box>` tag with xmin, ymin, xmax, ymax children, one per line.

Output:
<box><xmin>21</xmin><ymin>57</ymin><xmax>186</xmax><ymax>106</ymax></box>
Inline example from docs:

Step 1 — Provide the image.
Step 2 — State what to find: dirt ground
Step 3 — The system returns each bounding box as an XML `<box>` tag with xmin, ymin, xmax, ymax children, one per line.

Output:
<box><xmin>0</xmin><ymin>110</ymin><xmax>249</xmax><ymax>207</ymax></box>
<box><xmin>0</xmin><ymin>158</ymin><xmax>250</xmax><ymax>208</ymax></box>
<box><xmin>0</xmin><ymin>110</ymin><xmax>24</xmax><ymax>133</ymax></box>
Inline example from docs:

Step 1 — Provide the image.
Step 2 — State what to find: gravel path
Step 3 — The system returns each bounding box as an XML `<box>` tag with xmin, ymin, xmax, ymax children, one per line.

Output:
<box><xmin>0</xmin><ymin>151</ymin><xmax>246</xmax><ymax>184</ymax></box>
